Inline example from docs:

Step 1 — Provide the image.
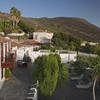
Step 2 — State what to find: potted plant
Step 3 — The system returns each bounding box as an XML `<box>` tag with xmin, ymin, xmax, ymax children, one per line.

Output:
<box><xmin>5</xmin><ymin>68</ymin><xmax>11</xmax><ymax>81</ymax></box>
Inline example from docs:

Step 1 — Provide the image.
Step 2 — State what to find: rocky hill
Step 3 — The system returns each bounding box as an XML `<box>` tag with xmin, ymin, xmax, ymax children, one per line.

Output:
<box><xmin>0</xmin><ymin>12</ymin><xmax>100</xmax><ymax>42</ymax></box>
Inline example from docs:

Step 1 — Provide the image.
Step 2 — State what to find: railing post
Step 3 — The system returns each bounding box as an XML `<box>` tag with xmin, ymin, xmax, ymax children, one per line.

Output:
<box><xmin>0</xmin><ymin>43</ymin><xmax>1</xmax><ymax>68</ymax></box>
<box><xmin>0</xmin><ymin>43</ymin><xmax>1</xmax><ymax>80</ymax></box>
<box><xmin>3</xmin><ymin>43</ymin><xmax>5</xmax><ymax>62</ymax></box>
<box><xmin>6</xmin><ymin>42</ymin><xmax>9</xmax><ymax>57</ymax></box>
<box><xmin>3</xmin><ymin>42</ymin><xmax>6</xmax><ymax>79</ymax></box>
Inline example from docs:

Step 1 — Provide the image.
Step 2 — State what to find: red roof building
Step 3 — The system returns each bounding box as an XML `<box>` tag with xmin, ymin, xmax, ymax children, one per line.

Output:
<box><xmin>20</xmin><ymin>40</ymin><xmax>40</xmax><ymax>46</ymax></box>
<box><xmin>33</xmin><ymin>30</ymin><xmax>53</xmax><ymax>44</ymax></box>
<box><xmin>0</xmin><ymin>36</ymin><xmax>16</xmax><ymax>80</ymax></box>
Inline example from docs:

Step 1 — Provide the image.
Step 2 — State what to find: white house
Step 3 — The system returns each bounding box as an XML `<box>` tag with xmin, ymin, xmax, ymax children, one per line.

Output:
<box><xmin>0</xmin><ymin>36</ymin><xmax>16</xmax><ymax>89</ymax></box>
<box><xmin>89</xmin><ymin>42</ymin><xmax>99</xmax><ymax>46</ymax></box>
<box><xmin>81</xmin><ymin>41</ymin><xmax>99</xmax><ymax>46</ymax></box>
<box><xmin>33</xmin><ymin>30</ymin><xmax>53</xmax><ymax>44</ymax></box>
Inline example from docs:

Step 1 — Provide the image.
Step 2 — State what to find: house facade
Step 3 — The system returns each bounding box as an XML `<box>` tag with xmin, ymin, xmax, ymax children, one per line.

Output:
<box><xmin>15</xmin><ymin>40</ymin><xmax>41</xmax><ymax>61</ymax></box>
<box><xmin>0</xmin><ymin>37</ymin><xmax>15</xmax><ymax>82</ymax></box>
<box><xmin>81</xmin><ymin>41</ymin><xmax>99</xmax><ymax>46</ymax></box>
<box><xmin>33</xmin><ymin>30</ymin><xmax>53</xmax><ymax>44</ymax></box>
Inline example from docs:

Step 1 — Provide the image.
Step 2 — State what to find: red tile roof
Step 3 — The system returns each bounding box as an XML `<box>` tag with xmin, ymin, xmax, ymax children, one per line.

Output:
<box><xmin>0</xmin><ymin>36</ymin><xmax>40</xmax><ymax>48</ymax></box>
<box><xmin>20</xmin><ymin>40</ymin><xmax>40</xmax><ymax>46</ymax></box>
<box><xmin>36</xmin><ymin>30</ymin><xmax>53</xmax><ymax>34</ymax></box>
<box><xmin>11</xmin><ymin>41</ymin><xmax>23</xmax><ymax>47</ymax></box>
<box><xmin>0</xmin><ymin>36</ymin><xmax>22</xmax><ymax>47</ymax></box>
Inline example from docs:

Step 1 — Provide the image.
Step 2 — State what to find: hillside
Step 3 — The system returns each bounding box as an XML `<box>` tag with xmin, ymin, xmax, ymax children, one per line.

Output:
<box><xmin>0</xmin><ymin>12</ymin><xmax>100</xmax><ymax>42</ymax></box>
<box><xmin>22</xmin><ymin>17</ymin><xmax>100</xmax><ymax>42</ymax></box>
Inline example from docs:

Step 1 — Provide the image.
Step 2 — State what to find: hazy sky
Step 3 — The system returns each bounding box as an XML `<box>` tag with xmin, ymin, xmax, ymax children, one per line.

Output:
<box><xmin>0</xmin><ymin>0</ymin><xmax>100</xmax><ymax>27</ymax></box>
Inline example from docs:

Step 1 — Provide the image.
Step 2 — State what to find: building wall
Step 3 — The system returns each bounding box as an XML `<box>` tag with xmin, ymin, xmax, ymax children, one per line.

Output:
<box><xmin>16</xmin><ymin>48</ymin><xmax>77</xmax><ymax>63</ymax></box>
<box><xmin>0</xmin><ymin>41</ymin><xmax>10</xmax><ymax>81</ymax></box>
<box><xmin>81</xmin><ymin>41</ymin><xmax>99</xmax><ymax>46</ymax></box>
<box><xmin>16</xmin><ymin>46</ymin><xmax>39</xmax><ymax>61</ymax></box>
<box><xmin>33</xmin><ymin>32</ymin><xmax>53</xmax><ymax>43</ymax></box>
<box><xmin>0</xmin><ymin>43</ymin><xmax>2</xmax><ymax>80</ymax></box>
<box><xmin>0</xmin><ymin>32</ymin><xmax>5</xmax><ymax>36</ymax></box>
<box><xmin>60</xmin><ymin>53</ymin><xmax>77</xmax><ymax>63</ymax></box>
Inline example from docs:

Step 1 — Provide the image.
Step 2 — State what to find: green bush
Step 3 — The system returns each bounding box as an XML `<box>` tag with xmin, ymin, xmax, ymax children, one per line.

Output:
<box><xmin>34</xmin><ymin>55</ymin><xmax>59</xmax><ymax>96</ymax></box>
<box><xmin>52</xmin><ymin>32</ymin><xmax>82</xmax><ymax>50</ymax></box>
<box><xmin>18</xmin><ymin>20</ymin><xmax>34</xmax><ymax>33</ymax></box>
<box><xmin>40</xmin><ymin>45</ymin><xmax>63</xmax><ymax>52</ymax></box>
<box><xmin>32</xmin><ymin>54</ymin><xmax>69</xmax><ymax>96</ymax></box>
<box><xmin>12</xmin><ymin>29</ymin><xmax>18</xmax><ymax>33</ymax></box>
<box><xmin>5</xmin><ymin>68</ymin><xmax>11</xmax><ymax>78</ymax></box>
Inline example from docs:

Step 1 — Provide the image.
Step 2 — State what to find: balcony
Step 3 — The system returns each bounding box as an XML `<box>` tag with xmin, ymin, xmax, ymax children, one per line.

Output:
<box><xmin>1</xmin><ymin>53</ymin><xmax>16</xmax><ymax>69</ymax></box>
<box><xmin>1</xmin><ymin>62</ymin><xmax>14</xmax><ymax>68</ymax></box>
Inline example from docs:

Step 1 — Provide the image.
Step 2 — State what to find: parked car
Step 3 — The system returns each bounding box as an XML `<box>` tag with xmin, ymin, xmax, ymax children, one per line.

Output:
<box><xmin>17</xmin><ymin>60</ymin><xmax>27</xmax><ymax>67</ymax></box>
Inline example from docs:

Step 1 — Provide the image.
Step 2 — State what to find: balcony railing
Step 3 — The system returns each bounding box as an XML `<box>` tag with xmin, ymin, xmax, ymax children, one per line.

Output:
<box><xmin>1</xmin><ymin>55</ymin><xmax>15</xmax><ymax>69</ymax></box>
<box><xmin>1</xmin><ymin>62</ymin><xmax>14</xmax><ymax>68</ymax></box>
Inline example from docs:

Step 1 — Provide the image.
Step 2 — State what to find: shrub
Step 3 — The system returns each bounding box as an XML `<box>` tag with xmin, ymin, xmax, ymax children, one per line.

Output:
<box><xmin>32</xmin><ymin>54</ymin><xmax>69</xmax><ymax>96</ymax></box>
<box><xmin>5</xmin><ymin>68</ymin><xmax>11</xmax><ymax>78</ymax></box>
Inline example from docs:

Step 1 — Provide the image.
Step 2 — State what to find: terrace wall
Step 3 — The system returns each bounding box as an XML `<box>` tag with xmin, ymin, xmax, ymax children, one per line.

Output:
<box><xmin>16</xmin><ymin>48</ymin><xmax>77</xmax><ymax>63</ymax></box>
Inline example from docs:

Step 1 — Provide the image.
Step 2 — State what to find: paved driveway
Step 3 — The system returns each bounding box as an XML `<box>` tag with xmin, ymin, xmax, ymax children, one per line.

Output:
<box><xmin>0</xmin><ymin>62</ymin><xmax>35</xmax><ymax>100</ymax></box>
<box><xmin>39</xmin><ymin>80</ymin><xmax>100</xmax><ymax>100</ymax></box>
<box><xmin>0</xmin><ymin>62</ymin><xmax>100</xmax><ymax>100</ymax></box>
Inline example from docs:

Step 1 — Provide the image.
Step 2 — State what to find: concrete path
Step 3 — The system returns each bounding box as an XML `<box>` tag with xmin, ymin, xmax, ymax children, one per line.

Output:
<box><xmin>0</xmin><ymin>79</ymin><xmax>5</xmax><ymax>90</ymax></box>
<box><xmin>0</xmin><ymin>62</ymin><xmax>35</xmax><ymax>100</ymax></box>
<box><xmin>0</xmin><ymin>62</ymin><xmax>100</xmax><ymax>100</ymax></box>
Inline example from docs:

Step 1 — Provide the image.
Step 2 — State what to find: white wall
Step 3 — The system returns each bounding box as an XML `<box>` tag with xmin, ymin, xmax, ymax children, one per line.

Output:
<box><xmin>0</xmin><ymin>43</ymin><xmax>1</xmax><ymax>80</ymax></box>
<box><xmin>0</xmin><ymin>43</ymin><xmax>5</xmax><ymax>89</ymax></box>
<box><xmin>0</xmin><ymin>32</ymin><xmax>5</xmax><ymax>36</ymax></box>
<box><xmin>8</xmin><ymin>32</ymin><xmax>25</xmax><ymax>36</ymax></box>
<box><xmin>33</xmin><ymin>32</ymin><xmax>53</xmax><ymax>43</ymax></box>
<box><xmin>60</xmin><ymin>53</ymin><xmax>77</xmax><ymax>63</ymax></box>
<box><xmin>16</xmin><ymin>48</ymin><xmax>77</xmax><ymax>63</ymax></box>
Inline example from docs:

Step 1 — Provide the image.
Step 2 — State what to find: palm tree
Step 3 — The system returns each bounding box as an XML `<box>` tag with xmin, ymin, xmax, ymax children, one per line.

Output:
<box><xmin>91</xmin><ymin>57</ymin><xmax>100</xmax><ymax>100</ymax></box>
<box><xmin>10</xmin><ymin>7</ymin><xmax>21</xmax><ymax>29</ymax></box>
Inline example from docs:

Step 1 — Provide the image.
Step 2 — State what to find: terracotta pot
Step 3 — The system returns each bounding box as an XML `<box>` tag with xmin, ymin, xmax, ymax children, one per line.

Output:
<box><xmin>6</xmin><ymin>77</ymin><xmax>10</xmax><ymax>81</ymax></box>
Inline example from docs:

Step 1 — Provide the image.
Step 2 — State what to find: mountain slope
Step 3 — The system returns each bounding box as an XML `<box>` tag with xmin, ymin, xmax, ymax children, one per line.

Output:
<box><xmin>0</xmin><ymin>12</ymin><xmax>100</xmax><ymax>42</ymax></box>
<box><xmin>22</xmin><ymin>17</ymin><xmax>100</xmax><ymax>42</ymax></box>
